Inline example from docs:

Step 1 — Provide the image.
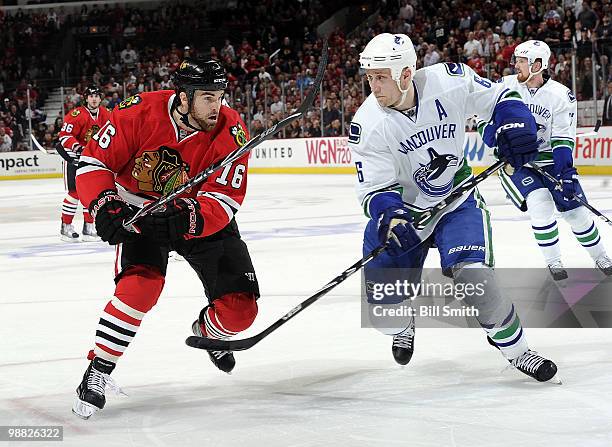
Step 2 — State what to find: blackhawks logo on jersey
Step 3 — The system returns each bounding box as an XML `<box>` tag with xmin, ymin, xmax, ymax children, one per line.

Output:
<box><xmin>71</xmin><ymin>109</ymin><xmax>81</xmax><ymax>117</ymax></box>
<box><xmin>230</xmin><ymin>122</ymin><xmax>247</xmax><ymax>148</ymax></box>
<box><xmin>118</xmin><ymin>95</ymin><xmax>142</xmax><ymax>110</ymax></box>
<box><xmin>84</xmin><ymin>124</ymin><xmax>101</xmax><ymax>143</ymax></box>
<box><xmin>132</xmin><ymin>146</ymin><xmax>191</xmax><ymax>194</ymax></box>
<box><xmin>413</xmin><ymin>147</ymin><xmax>458</xmax><ymax>197</ymax></box>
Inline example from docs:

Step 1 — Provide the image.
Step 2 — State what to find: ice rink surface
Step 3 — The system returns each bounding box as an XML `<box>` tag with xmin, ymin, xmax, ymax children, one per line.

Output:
<box><xmin>1</xmin><ymin>173</ymin><xmax>612</xmax><ymax>447</ymax></box>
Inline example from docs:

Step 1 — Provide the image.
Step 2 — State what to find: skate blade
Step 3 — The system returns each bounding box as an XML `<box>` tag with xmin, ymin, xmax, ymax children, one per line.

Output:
<box><xmin>81</xmin><ymin>235</ymin><xmax>101</xmax><ymax>242</ymax></box>
<box><xmin>547</xmin><ymin>373</ymin><xmax>563</xmax><ymax>385</ymax></box>
<box><xmin>60</xmin><ymin>235</ymin><xmax>80</xmax><ymax>243</ymax></box>
<box><xmin>72</xmin><ymin>397</ymin><xmax>100</xmax><ymax>420</ymax></box>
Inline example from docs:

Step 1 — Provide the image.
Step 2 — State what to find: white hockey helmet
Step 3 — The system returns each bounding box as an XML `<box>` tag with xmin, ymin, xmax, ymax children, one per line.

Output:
<box><xmin>513</xmin><ymin>40</ymin><xmax>551</xmax><ymax>81</ymax></box>
<box><xmin>359</xmin><ymin>33</ymin><xmax>417</xmax><ymax>92</ymax></box>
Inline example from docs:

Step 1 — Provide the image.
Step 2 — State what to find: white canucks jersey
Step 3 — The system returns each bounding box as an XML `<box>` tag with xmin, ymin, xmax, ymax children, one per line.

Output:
<box><xmin>495</xmin><ymin>75</ymin><xmax>577</xmax><ymax>167</ymax></box>
<box><xmin>349</xmin><ymin>63</ymin><xmax>521</xmax><ymax>237</ymax></box>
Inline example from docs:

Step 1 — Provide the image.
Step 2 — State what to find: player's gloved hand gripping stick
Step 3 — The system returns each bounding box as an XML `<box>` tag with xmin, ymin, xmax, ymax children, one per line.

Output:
<box><xmin>527</xmin><ymin>162</ymin><xmax>612</xmax><ymax>227</ymax></box>
<box><xmin>186</xmin><ymin>159</ymin><xmax>509</xmax><ymax>352</ymax></box>
<box><xmin>121</xmin><ymin>41</ymin><xmax>329</xmax><ymax>230</ymax></box>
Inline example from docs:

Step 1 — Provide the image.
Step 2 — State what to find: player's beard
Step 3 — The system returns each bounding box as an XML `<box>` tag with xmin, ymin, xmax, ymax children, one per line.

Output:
<box><xmin>516</xmin><ymin>70</ymin><xmax>530</xmax><ymax>83</ymax></box>
<box><xmin>191</xmin><ymin>111</ymin><xmax>218</xmax><ymax>132</ymax></box>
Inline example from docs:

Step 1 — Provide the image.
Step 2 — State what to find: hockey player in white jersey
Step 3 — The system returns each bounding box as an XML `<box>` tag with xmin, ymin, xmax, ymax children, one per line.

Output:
<box><xmin>349</xmin><ymin>33</ymin><xmax>559</xmax><ymax>383</ymax></box>
<box><xmin>482</xmin><ymin>40</ymin><xmax>612</xmax><ymax>280</ymax></box>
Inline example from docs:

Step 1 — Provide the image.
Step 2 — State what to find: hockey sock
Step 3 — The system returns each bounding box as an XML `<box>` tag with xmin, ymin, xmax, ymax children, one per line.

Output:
<box><xmin>526</xmin><ymin>188</ymin><xmax>561</xmax><ymax>264</ymax></box>
<box><xmin>199</xmin><ymin>293</ymin><xmax>258</xmax><ymax>339</ymax></box>
<box><xmin>482</xmin><ymin>304</ymin><xmax>528</xmax><ymax>360</ymax></box>
<box><xmin>454</xmin><ymin>263</ymin><xmax>528</xmax><ymax>360</ymax></box>
<box><xmin>83</xmin><ymin>209</ymin><xmax>94</xmax><ymax>224</ymax></box>
<box><xmin>90</xmin><ymin>266</ymin><xmax>165</xmax><ymax>362</ymax></box>
<box><xmin>61</xmin><ymin>191</ymin><xmax>79</xmax><ymax>224</ymax></box>
<box><xmin>562</xmin><ymin>207</ymin><xmax>606</xmax><ymax>260</ymax></box>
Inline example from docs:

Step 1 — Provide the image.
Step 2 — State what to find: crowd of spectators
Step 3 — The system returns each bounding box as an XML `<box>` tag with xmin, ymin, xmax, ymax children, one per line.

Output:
<box><xmin>1</xmin><ymin>0</ymin><xmax>611</xmax><ymax>152</ymax></box>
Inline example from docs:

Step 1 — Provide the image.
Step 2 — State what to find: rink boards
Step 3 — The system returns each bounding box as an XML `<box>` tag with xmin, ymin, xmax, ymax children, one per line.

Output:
<box><xmin>2</xmin><ymin>126</ymin><xmax>611</xmax><ymax>180</ymax></box>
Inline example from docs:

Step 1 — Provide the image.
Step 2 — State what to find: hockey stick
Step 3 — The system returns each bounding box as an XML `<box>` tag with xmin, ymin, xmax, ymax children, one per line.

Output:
<box><xmin>186</xmin><ymin>160</ymin><xmax>508</xmax><ymax>352</ymax></box>
<box><xmin>123</xmin><ymin>41</ymin><xmax>329</xmax><ymax>228</ymax></box>
<box><xmin>527</xmin><ymin>162</ymin><xmax>612</xmax><ymax>226</ymax></box>
<box><xmin>31</xmin><ymin>133</ymin><xmax>49</xmax><ymax>154</ymax></box>
<box><xmin>576</xmin><ymin>119</ymin><xmax>601</xmax><ymax>138</ymax></box>
<box><xmin>32</xmin><ymin>133</ymin><xmax>80</xmax><ymax>166</ymax></box>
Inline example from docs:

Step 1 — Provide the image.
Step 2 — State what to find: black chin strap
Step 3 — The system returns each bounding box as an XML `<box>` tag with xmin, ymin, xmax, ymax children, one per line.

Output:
<box><xmin>171</xmin><ymin>93</ymin><xmax>203</xmax><ymax>132</ymax></box>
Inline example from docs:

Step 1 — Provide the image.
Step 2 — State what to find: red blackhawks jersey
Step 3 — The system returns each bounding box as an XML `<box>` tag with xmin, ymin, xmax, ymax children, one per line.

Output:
<box><xmin>76</xmin><ymin>90</ymin><xmax>250</xmax><ymax>238</ymax></box>
<box><xmin>58</xmin><ymin>105</ymin><xmax>112</xmax><ymax>158</ymax></box>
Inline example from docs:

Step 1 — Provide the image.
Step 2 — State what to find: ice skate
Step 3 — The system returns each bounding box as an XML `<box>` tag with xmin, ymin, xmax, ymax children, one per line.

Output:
<box><xmin>60</xmin><ymin>222</ymin><xmax>80</xmax><ymax>242</ymax></box>
<box><xmin>595</xmin><ymin>255</ymin><xmax>612</xmax><ymax>276</ymax></box>
<box><xmin>509</xmin><ymin>350</ymin><xmax>561</xmax><ymax>384</ymax></box>
<box><xmin>81</xmin><ymin>222</ymin><xmax>100</xmax><ymax>242</ymax></box>
<box><xmin>72</xmin><ymin>357</ymin><xmax>122</xmax><ymax>419</ymax></box>
<box><xmin>192</xmin><ymin>320</ymin><xmax>235</xmax><ymax>374</ymax></box>
<box><xmin>392</xmin><ymin>318</ymin><xmax>415</xmax><ymax>365</ymax></box>
<box><xmin>547</xmin><ymin>260</ymin><xmax>568</xmax><ymax>281</ymax></box>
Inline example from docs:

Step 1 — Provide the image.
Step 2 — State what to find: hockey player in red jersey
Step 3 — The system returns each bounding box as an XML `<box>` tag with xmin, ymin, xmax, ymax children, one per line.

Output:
<box><xmin>57</xmin><ymin>85</ymin><xmax>111</xmax><ymax>242</ymax></box>
<box><xmin>72</xmin><ymin>60</ymin><xmax>260</xmax><ymax>419</ymax></box>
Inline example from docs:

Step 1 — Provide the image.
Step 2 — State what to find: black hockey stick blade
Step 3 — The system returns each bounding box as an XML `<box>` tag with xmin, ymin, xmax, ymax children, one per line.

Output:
<box><xmin>124</xmin><ymin>40</ymin><xmax>329</xmax><ymax>228</ymax></box>
<box><xmin>185</xmin><ymin>160</ymin><xmax>508</xmax><ymax>352</ymax></box>
<box><xmin>594</xmin><ymin>119</ymin><xmax>602</xmax><ymax>133</ymax></box>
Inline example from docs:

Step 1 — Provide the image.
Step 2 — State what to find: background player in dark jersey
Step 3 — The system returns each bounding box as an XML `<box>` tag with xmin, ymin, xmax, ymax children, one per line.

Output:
<box><xmin>57</xmin><ymin>85</ymin><xmax>111</xmax><ymax>242</ymax></box>
<box><xmin>72</xmin><ymin>60</ymin><xmax>260</xmax><ymax>419</ymax></box>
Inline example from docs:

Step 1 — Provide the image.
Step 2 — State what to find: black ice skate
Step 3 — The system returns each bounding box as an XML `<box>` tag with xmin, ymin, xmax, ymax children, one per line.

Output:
<box><xmin>72</xmin><ymin>357</ymin><xmax>121</xmax><ymax>419</ymax></box>
<box><xmin>547</xmin><ymin>260</ymin><xmax>568</xmax><ymax>281</ymax></box>
<box><xmin>595</xmin><ymin>255</ymin><xmax>612</xmax><ymax>276</ymax></box>
<box><xmin>192</xmin><ymin>320</ymin><xmax>235</xmax><ymax>374</ymax></box>
<box><xmin>81</xmin><ymin>222</ymin><xmax>100</xmax><ymax>242</ymax></box>
<box><xmin>510</xmin><ymin>350</ymin><xmax>560</xmax><ymax>383</ymax></box>
<box><xmin>392</xmin><ymin>318</ymin><xmax>415</xmax><ymax>365</ymax></box>
<box><xmin>60</xmin><ymin>222</ymin><xmax>79</xmax><ymax>242</ymax></box>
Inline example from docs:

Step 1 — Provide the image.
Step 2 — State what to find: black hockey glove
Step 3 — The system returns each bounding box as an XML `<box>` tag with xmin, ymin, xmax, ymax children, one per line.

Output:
<box><xmin>89</xmin><ymin>190</ymin><xmax>141</xmax><ymax>245</ymax></box>
<box><xmin>139</xmin><ymin>198</ymin><xmax>204</xmax><ymax>243</ymax></box>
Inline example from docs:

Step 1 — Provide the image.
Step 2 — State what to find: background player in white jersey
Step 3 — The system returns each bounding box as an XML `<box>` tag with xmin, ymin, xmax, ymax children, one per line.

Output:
<box><xmin>481</xmin><ymin>40</ymin><xmax>612</xmax><ymax>280</ymax></box>
<box><xmin>349</xmin><ymin>33</ymin><xmax>559</xmax><ymax>383</ymax></box>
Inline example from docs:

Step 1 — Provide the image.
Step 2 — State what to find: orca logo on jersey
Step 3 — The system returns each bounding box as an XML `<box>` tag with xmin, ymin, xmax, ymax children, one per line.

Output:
<box><xmin>413</xmin><ymin>147</ymin><xmax>458</xmax><ymax>197</ymax></box>
<box><xmin>132</xmin><ymin>146</ymin><xmax>191</xmax><ymax>194</ymax></box>
<box><xmin>118</xmin><ymin>95</ymin><xmax>142</xmax><ymax>110</ymax></box>
<box><xmin>230</xmin><ymin>122</ymin><xmax>247</xmax><ymax>148</ymax></box>
<box><xmin>84</xmin><ymin>124</ymin><xmax>101</xmax><ymax>143</ymax></box>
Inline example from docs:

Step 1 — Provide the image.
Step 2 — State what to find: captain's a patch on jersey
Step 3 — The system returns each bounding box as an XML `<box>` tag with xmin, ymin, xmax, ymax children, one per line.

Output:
<box><xmin>118</xmin><ymin>95</ymin><xmax>142</xmax><ymax>110</ymax></box>
<box><xmin>348</xmin><ymin>122</ymin><xmax>362</xmax><ymax>144</ymax></box>
<box><xmin>71</xmin><ymin>109</ymin><xmax>81</xmax><ymax>117</ymax></box>
<box><xmin>444</xmin><ymin>63</ymin><xmax>465</xmax><ymax>77</ymax></box>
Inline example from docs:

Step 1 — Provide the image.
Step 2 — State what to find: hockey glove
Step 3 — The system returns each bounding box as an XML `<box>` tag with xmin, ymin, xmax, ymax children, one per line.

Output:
<box><xmin>377</xmin><ymin>207</ymin><xmax>421</xmax><ymax>257</ymax></box>
<box><xmin>139</xmin><ymin>198</ymin><xmax>204</xmax><ymax>243</ymax></box>
<box><xmin>494</xmin><ymin>101</ymin><xmax>539</xmax><ymax>169</ymax></box>
<box><xmin>553</xmin><ymin>146</ymin><xmax>579</xmax><ymax>200</ymax></box>
<box><xmin>89</xmin><ymin>190</ymin><xmax>141</xmax><ymax>245</ymax></box>
<box><xmin>556</xmin><ymin>166</ymin><xmax>579</xmax><ymax>200</ymax></box>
